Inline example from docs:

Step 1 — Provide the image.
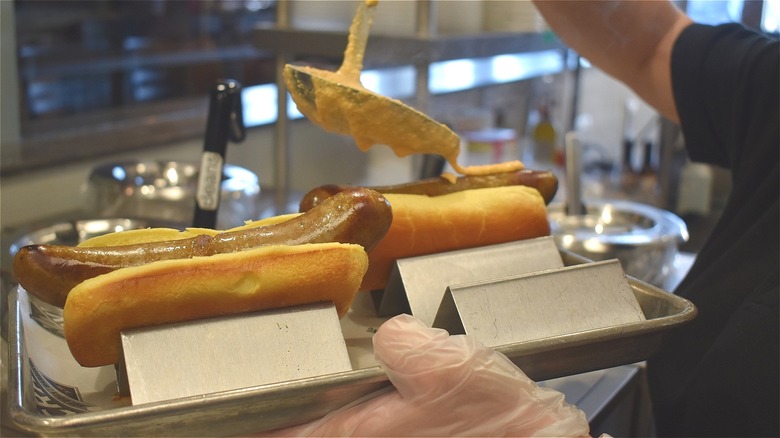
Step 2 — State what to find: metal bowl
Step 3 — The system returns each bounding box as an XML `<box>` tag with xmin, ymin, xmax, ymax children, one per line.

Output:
<box><xmin>82</xmin><ymin>160</ymin><xmax>260</xmax><ymax>229</ymax></box>
<box><xmin>4</xmin><ymin>218</ymin><xmax>178</xmax><ymax>338</ymax></box>
<box><xmin>548</xmin><ymin>200</ymin><xmax>689</xmax><ymax>288</ymax></box>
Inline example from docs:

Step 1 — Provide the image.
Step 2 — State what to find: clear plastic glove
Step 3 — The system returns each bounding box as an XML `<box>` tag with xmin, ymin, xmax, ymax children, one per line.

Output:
<box><xmin>263</xmin><ymin>314</ymin><xmax>590</xmax><ymax>437</ymax></box>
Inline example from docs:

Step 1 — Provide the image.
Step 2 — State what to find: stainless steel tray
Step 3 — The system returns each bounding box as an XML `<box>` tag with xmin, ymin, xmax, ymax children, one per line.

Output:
<box><xmin>7</xmin><ymin>250</ymin><xmax>696</xmax><ymax>436</ymax></box>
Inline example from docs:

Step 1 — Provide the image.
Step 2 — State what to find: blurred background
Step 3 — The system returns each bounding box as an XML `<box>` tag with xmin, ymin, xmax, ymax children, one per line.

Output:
<box><xmin>1</xmin><ymin>1</ymin><xmax>777</xmax><ymax>436</ymax></box>
<box><xmin>2</xmin><ymin>0</ymin><xmax>776</xmax><ymax>233</ymax></box>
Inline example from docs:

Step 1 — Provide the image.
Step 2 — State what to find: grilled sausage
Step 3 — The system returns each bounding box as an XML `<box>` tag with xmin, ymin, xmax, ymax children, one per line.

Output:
<box><xmin>14</xmin><ymin>187</ymin><xmax>392</xmax><ymax>308</ymax></box>
<box><xmin>299</xmin><ymin>169</ymin><xmax>558</xmax><ymax>212</ymax></box>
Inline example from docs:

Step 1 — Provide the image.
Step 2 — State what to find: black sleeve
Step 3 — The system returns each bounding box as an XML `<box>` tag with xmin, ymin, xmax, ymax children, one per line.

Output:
<box><xmin>648</xmin><ymin>23</ymin><xmax>779</xmax><ymax>437</ymax></box>
<box><xmin>672</xmin><ymin>23</ymin><xmax>778</xmax><ymax>174</ymax></box>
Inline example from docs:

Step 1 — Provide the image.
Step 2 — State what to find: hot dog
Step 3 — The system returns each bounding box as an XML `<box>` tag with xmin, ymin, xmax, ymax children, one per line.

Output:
<box><xmin>363</xmin><ymin>186</ymin><xmax>549</xmax><ymax>291</ymax></box>
<box><xmin>64</xmin><ymin>242</ymin><xmax>368</xmax><ymax>367</ymax></box>
<box><xmin>299</xmin><ymin>184</ymin><xmax>551</xmax><ymax>292</ymax></box>
<box><xmin>299</xmin><ymin>169</ymin><xmax>558</xmax><ymax>212</ymax></box>
<box><xmin>14</xmin><ymin>187</ymin><xmax>392</xmax><ymax>308</ymax></box>
<box><xmin>297</xmin><ymin>171</ymin><xmax>554</xmax><ymax>291</ymax></box>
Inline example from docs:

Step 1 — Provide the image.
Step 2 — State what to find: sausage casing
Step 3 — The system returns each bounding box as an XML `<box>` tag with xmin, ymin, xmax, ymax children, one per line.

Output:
<box><xmin>13</xmin><ymin>188</ymin><xmax>392</xmax><ymax>308</ymax></box>
<box><xmin>299</xmin><ymin>169</ymin><xmax>558</xmax><ymax>212</ymax></box>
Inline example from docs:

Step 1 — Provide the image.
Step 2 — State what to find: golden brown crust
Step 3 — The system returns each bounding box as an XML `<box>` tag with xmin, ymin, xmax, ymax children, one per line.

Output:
<box><xmin>63</xmin><ymin>243</ymin><xmax>368</xmax><ymax>367</ymax></box>
<box><xmin>360</xmin><ymin>186</ymin><xmax>550</xmax><ymax>291</ymax></box>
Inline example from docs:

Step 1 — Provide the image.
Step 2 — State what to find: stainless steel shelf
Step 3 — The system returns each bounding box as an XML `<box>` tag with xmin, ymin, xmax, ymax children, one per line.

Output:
<box><xmin>18</xmin><ymin>45</ymin><xmax>271</xmax><ymax>78</ymax></box>
<box><xmin>253</xmin><ymin>27</ymin><xmax>564</xmax><ymax>67</ymax></box>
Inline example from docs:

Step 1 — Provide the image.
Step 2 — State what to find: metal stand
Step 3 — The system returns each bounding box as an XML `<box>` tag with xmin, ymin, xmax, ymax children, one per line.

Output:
<box><xmin>433</xmin><ymin>259</ymin><xmax>646</xmax><ymax>348</ymax></box>
<box><xmin>376</xmin><ymin>237</ymin><xmax>564</xmax><ymax>325</ymax></box>
<box><xmin>117</xmin><ymin>302</ymin><xmax>352</xmax><ymax>405</ymax></box>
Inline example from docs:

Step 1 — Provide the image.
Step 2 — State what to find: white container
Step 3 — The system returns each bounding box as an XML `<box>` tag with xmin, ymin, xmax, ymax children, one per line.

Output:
<box><xmin>482</xmin><ymin>0</ymin><xmax>547</xmax><ymax>33</ymax></box>
<box><xmin>461</xmin><ymin>128</ymin><xmax>520</xmax><ymax>166</ymax></box>
<box><xmin>289</xmin><ymin>0</ymin><xmax>355</xmax><ymax>31</ymax></box>
<box><xmin>437</xmin><ymin>0</ymin><xmax>483</xmax><ymax>34</ymax></box>
<box><xmin>372</xmin><ymin>0</ymin><xmax>416</xmax><ymax>35</ymax></box>
<box><xmin>676</xmin><ymin>162</ymin><xmax>713</xmax><ymax>216</ymax></box>
<box><xmin>289</xmin><ymin>1</ymin><xmax>484</xmax><ymax>36</ymax></box>
<box><xmin>289</xmin><ymin>0</ymin><xmax>416</xmax><ymax>36</ymax></box>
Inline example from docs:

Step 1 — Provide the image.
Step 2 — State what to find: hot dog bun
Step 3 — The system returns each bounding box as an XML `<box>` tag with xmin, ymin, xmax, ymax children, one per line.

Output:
<box><xmin>64</xmin><ymin>242</ymin><xmax>368</xmax><ymax>367</ymax></box>
<box><xmin>360</xmin><ymin>185</ymin><xmax>550</xmax><ymax>291</ymax></box>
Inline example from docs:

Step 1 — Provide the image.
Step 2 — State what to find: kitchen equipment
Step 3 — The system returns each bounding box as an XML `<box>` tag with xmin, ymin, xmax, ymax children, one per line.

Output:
<box><xmin>552</xmin><ymin>132</ymin><xmax>688</xmax><ymax>287</ymax></box>
<box><xmin>381</xmin><ymin>236</ymin><xmax>646</xmax><ymax>353</ymax></box>
<box><xmin>461</xmin><ymin>128</ymin><xmax>520</xmax><ymax>167</ymax></box>
<box><xmin>564</xmin><ymin>132</ymin><xmax>586</xmax><ymax>215</ymax></box>
<box><xmin>83</xmin><ymin>160</ymin><xmax>260</xmax><ymax>230</ymax></box>
<box><xmin>283</xmin><ymin>0</ymin><xmax>462</xmax><ymax>168</ymax></box>
<box><xmin>378</xmin><ymin>236</ymin><xmax>564</xmax><ymax>326</ymax></box>
<box><xmin>194</xmin><ymin>79</ymin><xmax>246</xmax><ymax>229</ymax></box>
<box><xmin>434</xmin><ymin>260</ymin><xmax>646</xmax><ymax>347</ymax></box>
<box><xmin>549</xmin><ymin>201</ymin><xmax>688</xmax><ymax>287</ymax></box>
<box><xmin>119</xmin><ymin>302</ymin><xmax>352</xmax><ymax>405</ymax></box>
<box><xmin>7</xmin><ymin>247</ymin><xmax>696</xmax><ymax>436</ymax></box>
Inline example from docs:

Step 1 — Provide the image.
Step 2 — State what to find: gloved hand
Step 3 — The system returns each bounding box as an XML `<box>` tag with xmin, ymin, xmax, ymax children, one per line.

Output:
<box><xmin>263</xmin><ymin>314</ymin><xmax>590</xmax><ymax>437</ymax></box>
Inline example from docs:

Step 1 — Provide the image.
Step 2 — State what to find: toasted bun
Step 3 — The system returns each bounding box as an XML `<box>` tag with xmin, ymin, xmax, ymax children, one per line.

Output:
<box><xmin>361</xmin><ymin>185</ymin><xmax>550</xmax><ymax>291</ymax></box>
<box><xmin>63</xmin><ymin>242</ymin><xmax>367</xmax><ymax>367</ymax></box>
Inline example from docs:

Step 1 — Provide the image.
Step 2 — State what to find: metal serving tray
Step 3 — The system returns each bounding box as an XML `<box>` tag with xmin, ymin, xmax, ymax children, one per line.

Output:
<box><xmin>7</xmin><ymin>249</ymin><xmax>696</xmax><ymax>437</ymax></box>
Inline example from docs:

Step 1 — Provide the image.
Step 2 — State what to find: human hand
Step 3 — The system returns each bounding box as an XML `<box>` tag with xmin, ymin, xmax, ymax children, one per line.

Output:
<box><xmin>262</xmin><ymin>314</ymin><xmax>590</xmax><ymax>437</ymax></box>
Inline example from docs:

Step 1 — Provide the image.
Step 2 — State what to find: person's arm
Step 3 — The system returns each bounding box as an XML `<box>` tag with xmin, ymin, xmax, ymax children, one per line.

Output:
<box><xmin>532</xmin><ymin>0</ymin><xmax>692</xmax><ymax>123</ymax></box>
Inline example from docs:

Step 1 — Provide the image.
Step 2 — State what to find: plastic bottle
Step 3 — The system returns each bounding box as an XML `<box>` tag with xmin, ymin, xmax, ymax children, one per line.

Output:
<box><xmin>532</xmin><ymin>103</ymin><xmax>556</xmax><ymax>164</ymax></box>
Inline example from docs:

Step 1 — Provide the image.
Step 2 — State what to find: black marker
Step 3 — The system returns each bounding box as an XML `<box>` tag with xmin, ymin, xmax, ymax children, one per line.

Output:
<box><xmin>193</xmin><ymin>79</ymin><xmax>246</xmax><ymax>229</ymax></box>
